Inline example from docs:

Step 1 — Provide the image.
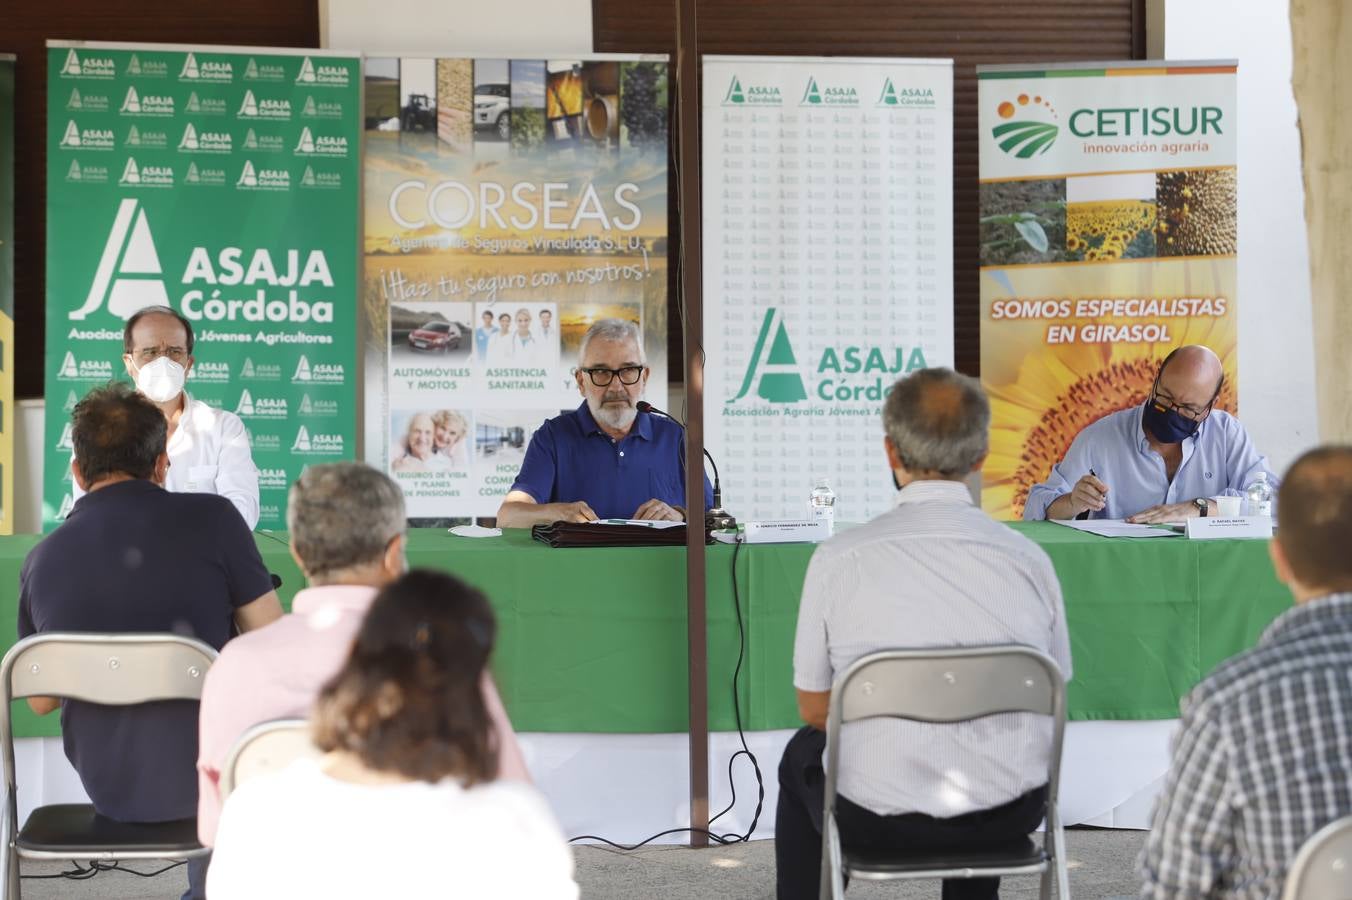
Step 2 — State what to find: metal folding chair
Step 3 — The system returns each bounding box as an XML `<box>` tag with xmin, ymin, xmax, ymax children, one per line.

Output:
<box><xmin>820</xmin><ymin>645</ymin><xmax>1069</xmax><ymax>900</ymax></box>
<box><xmin>0</xmin><ymin>633</ymin><xmax>217</xmax><ymax>899</ymax></box>
<box><xmin>218</xmin><ymin>718</ymin><xmax>316</xmax><ymax>802</ymax></box>
<box><xmin>1281</xmin><ymin>814</ymin><xmax>1352</xmax><ymax>900</ymax></box>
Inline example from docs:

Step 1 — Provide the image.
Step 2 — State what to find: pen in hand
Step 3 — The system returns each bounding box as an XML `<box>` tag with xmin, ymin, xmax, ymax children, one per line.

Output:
<box><xmin>1076</xmin><ymin>467</ymin><xmax>1099</xmax><ymax>521</ymax></box>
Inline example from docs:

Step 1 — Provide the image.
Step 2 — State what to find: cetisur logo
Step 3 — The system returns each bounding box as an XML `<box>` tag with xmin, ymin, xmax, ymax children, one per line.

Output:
<box><xmin>69</xmin><ymin>199</ymin><xmax>169</xmax><ymax>320</ymax></box>
<box><xmin>991</xmin><ymin>93</ymin><xmax>1059</xmax><ymax>158</ymax></box>
<box><xmin>729</xmin><ymin>308</ymin><xmax>808</xmax><ymax>404</ymax></box>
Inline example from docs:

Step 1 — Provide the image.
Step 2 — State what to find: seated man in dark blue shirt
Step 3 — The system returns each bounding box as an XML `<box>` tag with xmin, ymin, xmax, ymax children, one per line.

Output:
<box><xmin>497</xmin><ymin>318</ymin><xmax>713</xmax><ymax>527</ymax></box>
<box><xmin>19</xmin><ymin>383</ymin><xmax>282</xmax><ymax>899</ymax></box>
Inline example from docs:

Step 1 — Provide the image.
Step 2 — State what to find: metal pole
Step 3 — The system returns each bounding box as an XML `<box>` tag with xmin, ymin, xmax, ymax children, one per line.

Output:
<box><xmin>674</xmin><ymin>0</ymin><xmax>709</xmax><ymax>850</ymax></box>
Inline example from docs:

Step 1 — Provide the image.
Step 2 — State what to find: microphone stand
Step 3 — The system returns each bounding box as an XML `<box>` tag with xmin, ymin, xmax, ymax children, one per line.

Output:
<box><xmin>636</xmin><ymin>401</ymin><xmax>737</xmax><ymax>530</ymax></box>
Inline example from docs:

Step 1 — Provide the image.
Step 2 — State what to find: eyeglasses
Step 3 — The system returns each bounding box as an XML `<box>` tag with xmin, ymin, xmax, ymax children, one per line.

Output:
<box><xmin>132</xmin><ymin>346</ymin><xmax>189</xmax><ymax>364</ymax></box>
<box><xmin>1151</xmin><ymin>387</ymin><xmax>1212</xmax><ymax>422</ymax></box>
<box><xmin>579</xmin><ymin>366</ymin><xmax>645</xmax><ymax>387</ymax></box>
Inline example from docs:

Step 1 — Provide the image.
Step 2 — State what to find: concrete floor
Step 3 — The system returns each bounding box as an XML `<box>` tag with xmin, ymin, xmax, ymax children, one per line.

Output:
<box><xmin>16</xmin><ymin>828</ymin><xmax>1145</xmax><ymax>899</ymax></box>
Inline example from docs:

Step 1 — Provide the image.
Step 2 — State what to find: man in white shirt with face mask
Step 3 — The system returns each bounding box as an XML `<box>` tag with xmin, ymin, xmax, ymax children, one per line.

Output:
<box><xmin>71</xmin><ymin>305</ymin><xmax>261</xmax><ymax>529</ymax></box>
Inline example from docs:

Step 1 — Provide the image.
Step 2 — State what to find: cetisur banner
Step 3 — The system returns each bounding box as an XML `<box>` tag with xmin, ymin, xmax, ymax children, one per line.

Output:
<box><xmin>363</xmin><ymin>56</ymin><xmax>669</xmax><ymax>518</ymax></box>
<box><xmin>976</xmin><ymin>61</ymin><xmax>1238</xmax><ymax>519</ymax></box>
<box><xmin>0</xmin><ymin>55</ymin><xmax>14</xmax><ymax>535</ymax></box>
<box><xmin>44</xmin><ymin>42</ymin><xmax>361</xmax><ymax>530</ymax></box>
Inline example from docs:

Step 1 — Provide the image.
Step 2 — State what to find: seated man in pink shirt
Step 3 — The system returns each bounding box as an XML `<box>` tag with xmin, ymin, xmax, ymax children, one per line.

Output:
<box><xmin>196</xmin><ymin>462</ymin><xmax>529</xmax><ymax>845</ymax></box>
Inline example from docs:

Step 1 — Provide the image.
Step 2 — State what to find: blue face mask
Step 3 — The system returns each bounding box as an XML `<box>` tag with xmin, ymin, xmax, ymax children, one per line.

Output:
<box><xmin>1142</xmin><ymin>398</ymin><xmax>1201</xmax><ymax>444</ymax></box>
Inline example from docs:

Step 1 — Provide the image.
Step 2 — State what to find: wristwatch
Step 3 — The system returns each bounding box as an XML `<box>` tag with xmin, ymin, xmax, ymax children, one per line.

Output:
<box><xmin>1194</xmin><ymin>497</ymin><xmax>1209</xmax><ymax>517</ymax></box>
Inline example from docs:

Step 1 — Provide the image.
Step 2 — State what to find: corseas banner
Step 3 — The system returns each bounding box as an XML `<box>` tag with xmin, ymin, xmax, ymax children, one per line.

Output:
<box><xmin>702</xmin><ymin>56</ymin><xmax>954</xmax><ymax>524</ymax></box>
<box><xmin>363</xmin><ymin>56</ymin><xmax>669</xmax><ymax>518</ymax></box>
<box><xmin>0</xmin><ymin>56</ymin><xmax>13</xmax><ymax>535</ymax></box>
<box><xmin>44</xmin><ymin>42</ymin><xmax>361</xmax><ymax>530</ymax></box>
<box><xmin>976</xmin><ymin>61</ymin><xmax>1238</xmax><ymax>519</ymax></box>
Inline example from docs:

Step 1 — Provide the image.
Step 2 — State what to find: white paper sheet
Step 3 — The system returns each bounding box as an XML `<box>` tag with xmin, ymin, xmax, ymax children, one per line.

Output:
<box><xmin>1051</xmin><ymin>519</ymin><xmax>1182</xmax><ymax>538</ymax></box>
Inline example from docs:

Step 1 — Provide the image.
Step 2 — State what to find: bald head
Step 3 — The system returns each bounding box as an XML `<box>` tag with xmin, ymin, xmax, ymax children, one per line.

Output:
<box><xmin>1157</xmin><ymin>345</ymin><xmax>1223</xmax><ymax>408</ymax></box>
<box><xmin>1275</xmin><ymin>446</ymin><xmax>1352</xmax><ymax>594</ymax></box>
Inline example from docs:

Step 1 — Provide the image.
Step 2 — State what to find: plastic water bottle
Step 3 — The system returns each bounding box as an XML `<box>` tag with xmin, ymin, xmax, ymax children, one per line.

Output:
<box><xmin>810</xmin><ymin>478</ymin><xmax>836</xmax><ymax>536</ymax></box>
<box><xmin>1245</xmin><ymin>472</ymin><xmax>1273</xmax><ymax>517</ymax></box>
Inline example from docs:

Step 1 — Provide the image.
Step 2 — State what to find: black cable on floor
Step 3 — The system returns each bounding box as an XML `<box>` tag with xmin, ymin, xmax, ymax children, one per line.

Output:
<box><xmin>569</xmin><ymin>536</ymin><xmax>765</xmax><ymax>849</ymax></box>
<box><xmin>21</xmin><ymin>859</ymin><xmax>186</xmax><ymax>880</ymax></box>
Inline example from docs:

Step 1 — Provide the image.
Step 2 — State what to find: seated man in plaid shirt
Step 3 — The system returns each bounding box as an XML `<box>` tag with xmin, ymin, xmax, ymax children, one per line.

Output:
<box><xmin>1140</xmin><ymin>444</ymin><xmax>1352</xmax><ymax>898</ymax></box>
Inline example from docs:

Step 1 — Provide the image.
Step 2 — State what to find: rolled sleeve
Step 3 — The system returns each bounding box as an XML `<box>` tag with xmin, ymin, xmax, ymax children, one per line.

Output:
<box><xmin>215</xmin><ymin>412</ymin><xmax>261</xmax><ymax>529</ymax></box>
<box><xmin>509</xmin><ymin>424</ymin><xmax>559</xmax><ymax>504</ymax></box>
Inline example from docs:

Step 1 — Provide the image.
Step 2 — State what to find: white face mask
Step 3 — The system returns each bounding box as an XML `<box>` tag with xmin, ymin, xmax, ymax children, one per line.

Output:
<box><xmin>133</xmin><ymin>356</ymin><xmax>186</xmax><ymax>403</ymax></box>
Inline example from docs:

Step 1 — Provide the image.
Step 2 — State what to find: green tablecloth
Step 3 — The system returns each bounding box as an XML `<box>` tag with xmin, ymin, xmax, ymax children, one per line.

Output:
<box><xmin>0</xmin><ymin>522</ymin><xmax>1290</xmax><ymax>737</ymax></box>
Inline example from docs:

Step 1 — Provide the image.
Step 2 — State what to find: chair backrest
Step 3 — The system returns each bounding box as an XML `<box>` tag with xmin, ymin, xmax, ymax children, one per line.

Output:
<box><xmin>219</xmin><ymin>718</ymin><xmax>317</xmax><ymax>802</ymax></box>
<box><xmin>0</xmin><ymin>632</ymin><xmax>218</xmax><ymax>811</ymax></box>
<box><xmin>823</xmin><ymin>645</ymin><xmax>1067</xmax><ymax>821</ymax></box>
<box><xmin>1282</xmin><ymin>815</ymin><xmax>1352</xmax><ymax>900</ymax></box>
<box><xmin>0</xmin><ymin>633</ymin><xmax>217</xmax><ymax>706</ymax></box>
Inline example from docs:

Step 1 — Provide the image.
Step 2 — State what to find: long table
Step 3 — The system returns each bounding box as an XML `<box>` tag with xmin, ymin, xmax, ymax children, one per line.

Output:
<box><xmin>0</xmin><ymin>523</ymin><xmax>1290</xmax><ymax>738</ymax></box>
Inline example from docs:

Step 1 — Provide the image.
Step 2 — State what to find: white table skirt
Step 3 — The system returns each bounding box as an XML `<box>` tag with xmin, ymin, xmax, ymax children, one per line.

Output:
<box><xmin>13</xmin><ymin>720</ymin><xmax>1175</xmax><ymax>843</ymax></box>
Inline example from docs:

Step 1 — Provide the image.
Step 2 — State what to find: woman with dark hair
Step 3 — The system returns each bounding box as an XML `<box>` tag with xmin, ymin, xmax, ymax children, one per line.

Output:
<box><xmin>207</xmin><ymin>571</ymin><xmax>578</xmax><ymax>899</ymax></box>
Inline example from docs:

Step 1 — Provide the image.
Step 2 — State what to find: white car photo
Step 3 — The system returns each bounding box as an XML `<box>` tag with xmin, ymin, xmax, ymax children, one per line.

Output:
<box><xmin>474</xmin><ymin>83</ymin><xmax>510</xmax><ymax>141</ymax></box>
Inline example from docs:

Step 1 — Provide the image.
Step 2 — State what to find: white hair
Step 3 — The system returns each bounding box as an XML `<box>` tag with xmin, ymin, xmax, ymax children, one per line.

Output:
<box><xmin>578</xmin><ymin>318</ymin><xmax>645</xmax><ymax>365</ymax></box>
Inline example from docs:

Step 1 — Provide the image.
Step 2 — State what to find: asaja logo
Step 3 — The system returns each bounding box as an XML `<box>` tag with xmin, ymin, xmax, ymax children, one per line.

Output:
<box><xmin>729</xmin><ymin>309</ymin><xmax>808</xmax><ymax>404</ymax></box>
<box><xmin>800</xmin><ymin>76</ymin><xmax>858</xmax><ymax>107</ymax></box>
<box><xmin>125</xmin><ymin>54</ymin><xmax>168</xmax><ymax>78</ymax></box>
<box><xmin>62</xmin><ymin>389</ymin><xmax>79</xmax><ymax>413</ymax></box>
<box><xmin>65</xmin><ymin>160</ymin><xmax>109</xmax><ymax>183</ymax></box>
<box><xmin>298</xmin><ymin>393</ymin><xmax>339</xmax><ymax>417</ymax></box>
<box><xmin>299</xmin><ymin>165</ymin><xmax>342</xmax><ymax>190</ymax></box>
<box><xmin>119</xmin><ymin>156</ymin><xmax>174</xmax><ymax>188</ymax></box>
<box><xmin>241</xmin><ymin>128</ymin><xmax>285</xmax><ymax>152</ymax></box>
<box><xmin>125</xmin><ymin>124</ymin><xmax>168</xmax><ymax>149</ymax></box>
<box><xmin>301</xmin><ymin>95</ymin><xmax>344</xmax><ymax>119</ymax></box>
<box><xmin>292</xmin><ymin>355</ymin><xmax>344</xmax><ymax>384</ymax></box>
<box><xmin>66</xmin><ymin>87</ymin><xmax>109</xmax><ymax>112</ymax></box>
<box><xmin>56</xmin><ymin>494</ymin><xmax>75</xmax><ymax>521</ymax></box>
<box><xmin>293</xmin><ymin>127</ymin><xmax>348</xmax><ymax>157</ymax></box>
<box><xmin>235</xmin><ymin>389</ymin><xmax>288</xmax><ymax>419</ymax></box>
<box><xmin>877</xmin><ymin>77</ymin><xmax>936</xmax><ymax>109</ymax></box>
<box><xmin>119</xmin><ymin>86</ymin><xmax>174</xmax><ymax>117</ymax></box>
<box><xmin>291</xmin><ymin>425</ymin><xmax>344</xmax><ymax>455</ymax></box>
<box><xmin>185</xmin><ymin>92</ymin><xmax>228</xmax><ymax>116</ymax></box>
<box><xmin>240</xmin><ymin>357</ymin><xmax>283</xmax><ymax>381</ymax></box>
<box><xmin>56</xmin><ymin>422</ymin><xmax>75</xmax><ymax>451</ymax></box>
<box><xmin>237</xmin><ymin>90</ymin><xmax>291</xmax><ymax>120</ymax></box>
<box><xmin>59</xmin><ymin>49</ymin><xmax>115</xmax><ymax>79</ymax></box>
<box><xmin>244</xmin><ymin>57</ymin><xmax>286</xmax><ymax>82</ymax></box>
<box><xmin>236</xmin><ymin>160</ymin><xmax>291</xmax><ymax>191</ymax></box>
<box><xmin>722</xmin><ymin>75</ymin><xmax>781</xmax><ymax>106</ymax></box>
<box><xmin>992</xmin><ymin>93</ymin><xmax>1059</xmax><ymax>158</ymax></box>
<box><xmin>258</xmin><ymin>468</ymin><xmax>288</xmax><ymax>490</ymax></box>
<box><xmin>729</xmin><ymin>309</ymin><xmax>930</xmax><ymax>405</ymax></box>
<box><xmin>69</xmin><ymin>199</ymin><xmax>169</xmax><ymax>320</ymax></box>
<box><xmin>189</xmin><ymin>361</ymin><xmax>230</xmax><ymax>383</ymax></box>
<box><xmin>178</xmin><ymin>123</ymin><xmax>232</xmax><ymax>153</ymax></box>
<box><xmin>295</xmin><ymin>57</ymin><xmax>350</xmax><ymax>87</ymax></box>
<box><xmin>56</xmin><ymin>350</ymin><xmax>115</xmax><ymax>380</ymax></box>
<box><xmin>179</xmin><ymin>52</ymin><xmax>233</xmax><ymax>83</ymax></box>
<box><xmin>59</xmin><ymin>120</ymin><xmax>115</xmax><ymax>150</ymax></box>
<box><xmin>183</xmin><ymin>162</ymin><xmax>227</xmax><ymax>186</ymax></box>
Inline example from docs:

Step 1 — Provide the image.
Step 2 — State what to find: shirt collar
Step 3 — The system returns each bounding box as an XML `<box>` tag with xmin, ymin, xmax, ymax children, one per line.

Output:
<box><xmin>573</xmin><ymin>401</ymin><xmax>652</xmax><ymax>442</ymax></box>
<box><xmin>291</xmin><ymin>584</ymin><xmax>379</xmax><ymax>616</ymax></box>
<box><xmin>892</xmin><ymin>479</ymin><xmax>974</xmax><ymax>508</ymax></box>
<box><xmin>1259</xmin><ymin>592</ymin><xmax>1352</xmax><ymax>646</ymax></box>
<box><xmin>1135</xmin><ymin>400</ymin><xmax>1207</xmax><ymax>452</ymax></box>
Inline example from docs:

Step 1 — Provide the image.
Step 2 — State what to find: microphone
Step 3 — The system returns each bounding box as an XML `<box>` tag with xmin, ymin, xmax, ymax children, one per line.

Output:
<box><xmin>636</xmin><ymin>401</ymin><xmax>736</xmax><ymax>530</ymax></box>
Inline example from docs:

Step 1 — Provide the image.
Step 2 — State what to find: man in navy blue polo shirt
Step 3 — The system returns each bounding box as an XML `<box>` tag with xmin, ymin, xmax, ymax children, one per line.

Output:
<box><xmin>497</xmin><ymin>318</ymin><xmax>713</xmax><ymax>527</ymax></box>
<box><xmin>19</xmin><ymin>383</ymin><xmax>282</xmax><ymax>898</ymax></box>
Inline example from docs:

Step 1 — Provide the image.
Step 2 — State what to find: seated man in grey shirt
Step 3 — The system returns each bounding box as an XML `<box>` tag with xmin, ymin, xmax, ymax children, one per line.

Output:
<box><xmin>776</xmin><ymin>368</ymin><xmax>1073</xmax><ymax>900</ymax></box>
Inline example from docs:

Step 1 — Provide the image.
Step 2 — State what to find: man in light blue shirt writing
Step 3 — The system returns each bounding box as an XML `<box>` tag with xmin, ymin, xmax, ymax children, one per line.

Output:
<box><xmin>1024</xmin><ymin>345</ymin><xmax>1278</xmax><ymax>523</ymax></box>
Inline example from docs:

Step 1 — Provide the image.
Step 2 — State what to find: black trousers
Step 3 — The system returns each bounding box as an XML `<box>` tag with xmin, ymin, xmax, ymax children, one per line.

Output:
<box><xmin>774</xmin><ymin>727</ymin><xmax>1048</xmax><ymax>900</ymax></box>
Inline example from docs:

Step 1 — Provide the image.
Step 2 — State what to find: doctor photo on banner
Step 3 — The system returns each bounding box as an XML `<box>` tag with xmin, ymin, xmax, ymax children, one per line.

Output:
<box><xmin>476</xmin><ymin>302</ymin><xmax>559</xmax><ymax>369</ymax></box>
